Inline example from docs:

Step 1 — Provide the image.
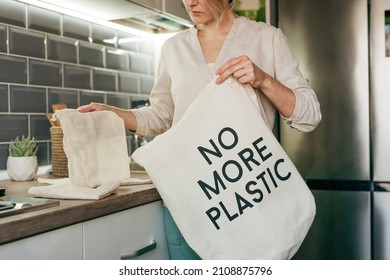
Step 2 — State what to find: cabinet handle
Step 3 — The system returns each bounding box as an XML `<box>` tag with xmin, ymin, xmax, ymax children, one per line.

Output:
<box><xmin>120</xmin><ymin>240</ymin><xmax>157</xmax><ymax>259</ymax></box>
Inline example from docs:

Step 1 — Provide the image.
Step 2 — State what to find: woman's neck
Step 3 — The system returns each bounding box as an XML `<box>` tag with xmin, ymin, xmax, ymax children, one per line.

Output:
<box><xmin>197</xmin><ymin>10</ymin><xmax>237</xmax><ymax>36</ymax></box>
<box><xmin>196</xmin><ymin>11</ymin><xmax>238</xmax><ymax>64</ymax></box>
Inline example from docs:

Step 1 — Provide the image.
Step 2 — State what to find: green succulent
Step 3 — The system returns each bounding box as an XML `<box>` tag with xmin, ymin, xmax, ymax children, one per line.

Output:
<box><xmin>9</xmin><ymin>135</ymin><xmax>38</xmax><ymax>157</ymax></box>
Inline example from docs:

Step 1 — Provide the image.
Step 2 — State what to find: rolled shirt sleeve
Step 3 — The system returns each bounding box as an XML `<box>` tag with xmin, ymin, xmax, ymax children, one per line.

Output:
<box><xmin>273</xmin><ymin>28</ymin><xmax>321</xmax><ymax>132</ymax></box>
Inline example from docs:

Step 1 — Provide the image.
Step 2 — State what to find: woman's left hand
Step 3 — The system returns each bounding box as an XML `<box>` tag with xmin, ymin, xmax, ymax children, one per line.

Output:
<box><xmin>215</xmin><ymin>55</ymin><xmax>297</xmax><ymax>118</ymax></box>
<box><xmin>215</xmin><ymin>55</ymin><xmax>267</xmax><ymax>88</ymax></box>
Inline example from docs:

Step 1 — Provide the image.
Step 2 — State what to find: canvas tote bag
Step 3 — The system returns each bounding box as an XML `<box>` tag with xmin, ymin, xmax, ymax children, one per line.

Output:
<box><xmin>132</xmin><ymin>77</ymin><xmax>315</xmax><ymax>260</ymax></box>
<box><xmin>53</xmin><ymin>109</ymin><xmax>130</xmax><ymax>188</ymax></box>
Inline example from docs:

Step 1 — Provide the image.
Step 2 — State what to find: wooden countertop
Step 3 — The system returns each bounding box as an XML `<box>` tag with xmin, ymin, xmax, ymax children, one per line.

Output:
<box><xmin>0</xmin><ymin>171</ymin><xmax>161</xmax><ymax>245</ymax></box>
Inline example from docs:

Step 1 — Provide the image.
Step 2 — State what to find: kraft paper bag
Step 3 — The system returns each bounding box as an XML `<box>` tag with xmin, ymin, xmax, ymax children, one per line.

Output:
<box><xmin>132</xmin><ymin>77</ymin><xmax>316</xmax><ymax>260</ymax></box>
<box><xmin>53</xmin><ymin>109</ymin><xmax>130</xmax><ymax>188</ymax></box>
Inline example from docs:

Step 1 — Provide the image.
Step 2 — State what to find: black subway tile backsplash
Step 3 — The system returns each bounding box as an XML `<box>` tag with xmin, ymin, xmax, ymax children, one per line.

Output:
<box><xmin>93</xmin><ymin>69</ymin><xmax>117</xmax><ymax>91</ymax></box>
<box><xmin>36</xmin><ymin>142</ymin><xmax>49</xmax><ymax>166</ymax></box>
<box><xmin>47</xmin><ymin>36</ymin><xmax>77</xmax><ymax>63</ymax></box>
<box><xmin>0</xmin><ymin>0</ymin><xmax>156</xmax><ymax>171</ymax></box>
<box><xmin>0</xmin><ymin>144</ymin><xmax>8</xmax><ymax>169</ymax></box>
<box><xmin>48</xmin><ymin>89</ymin><xmax>79</xmax><ymax>110</ymax></box>
<box><xmin>141</xmin><ymin>76</ymin><xmax>154</xmax><ymax>95</ymax></box>
<box><xmin>0</xmin><ymin>54</ymin><xmax>27</xmax><ymax>84</ymax></box>
<box><xmin>9</xmin><ymin>27</ymin><xmax>45</xmax><ymax>58</ymax></box>
<box><xmin>0</xmin><ymin>25</ymin><xmax>6</xmax><ymax>53</ymax></box>
<box><xmin>130</xmin><ymin>53</ymin><xmax>151</xmax><ymax>74</ymax></box>
<box><xmin>80</xmin><ymin>91</ymin><xmax>105</xmax><ymax>106</ymax></box>
<box><xmin>27</xmin><ymin>5</ymin><xmax>61</xmax><ymax>35</ymax></box>
<box><xmin>0</xmin><ymin>84</ymin><xmax>8</xmax><ymax>112</ymax></box>
<box><xmin>107</xmin><ymin>94</ymin><xmax>130</xmax><ymax>109</ymax></box>
<box><xmin>119</xmin><ymin>73</ymin><xmax>139</xmax><ymax>93</ymax></box>
<box><xmin>79</xmin><ymin>42</ymin><xmax>104</xmax><ymax>67</ymax></box>
<box><xmin>29</xmin><ymin>60</ymin><xmax>62</xmax><ymax>86</ymax></box>
<box><xmin>30</xmin><ymin>115</ymin><xmax>51</xmax><ymax>140</ymax></box>
<box><xmin>63</xmin><ymin>15</ymin><xmax>91</xmax><ymax>41</ymax></box>
<box><xmin>64</xmin><ymin>65</ymin><xmax>91</xmax><ymax>89</ymax></box>
<box><xmin>10</xmin><ymin>86</ymin><xmax>46</xmax><ymax>113</ymax></box>
<box><xmin>0</xmin><ymin>0</ymin><xmax>26</xmax><ymax>28</ymax></box>
<box><xmin>0</xmin><ymin>114</ymin><xmax>29</xmax><ymax>142</ymax></box>
<box><xmin>106</xmin><ymin>49</ymin><xmax>129</xmax><ymax>71</ymax></box>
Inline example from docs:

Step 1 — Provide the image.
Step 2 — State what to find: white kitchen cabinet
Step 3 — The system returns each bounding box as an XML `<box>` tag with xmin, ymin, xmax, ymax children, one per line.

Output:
<box><xmin>83</xmin><ymin>201</ymin><xmax>169</xmax><ymax>260</ymax></box>
<box><xmin>0</xmin><ymin>201</ymin><xmax>168</xmax><ymax>260</ymax></box>
<box><xmin>0</xmin><ymin>224</ymin><xmax>83</xmax><ymax>260</ymax></box>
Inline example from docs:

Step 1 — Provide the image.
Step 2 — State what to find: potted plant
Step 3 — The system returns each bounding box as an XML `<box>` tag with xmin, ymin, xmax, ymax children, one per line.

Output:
<box><xmin>7</xmin><ymin>135</ymin><xmax>38</xmax><ymax>181</ymax></box>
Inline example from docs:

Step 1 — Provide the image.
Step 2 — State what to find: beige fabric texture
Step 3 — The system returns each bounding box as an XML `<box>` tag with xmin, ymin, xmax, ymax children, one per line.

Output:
<box><xmin>53</xmin><ymin>109</ymin><xmax>130</xmax><ymax>188</ymax></box>
<box><xmin>29</xmin><ymin>179</ymin><xmax>121</xmax><ymax>200</ymax></box>
<box><xmin>28</xmin><ymin>177</ymin><xmax>152</xmax><ymax>200</ymax></box>
<box><xmin>132</xmin><ymin>77</ymin><xmax>316</xmax><ymax>260</ymax></box>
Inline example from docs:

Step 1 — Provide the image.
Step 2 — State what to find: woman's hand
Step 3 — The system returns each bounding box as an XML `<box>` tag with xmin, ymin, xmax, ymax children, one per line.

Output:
<box><xmin>215</xmin><ymin>55</ymin><xmax>296</xmax><ymax>118</ymax></box>
<box><xmin>215</xmin><ymin>55</ymin><xmax>267</xmax><ymax>88</ymax></box>
<box><xmin>78</xmin><ymin>102</ymin><xmax>138</xmax><ymax>132</ymax></box>
<box><xmin>77</xmin><ymin>102</ymin><xmax>108</xmax><ymax>113</ymax></box>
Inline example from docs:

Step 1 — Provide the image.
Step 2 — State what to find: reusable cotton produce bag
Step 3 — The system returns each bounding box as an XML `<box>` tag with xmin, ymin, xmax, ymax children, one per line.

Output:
<box><xmin>53</xmin><ymin>109</ymin><xmax>130</xmax><ymax>188</ymax></box>
<box><xmin>132</xmin><ymin>78</ymin><xmax>315</xmax><ymax>260</ymax></box>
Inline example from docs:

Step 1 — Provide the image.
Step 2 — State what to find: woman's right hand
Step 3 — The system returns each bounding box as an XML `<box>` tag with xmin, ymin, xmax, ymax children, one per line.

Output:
<box><xmin>78</xmin><ymin>102</ymin><xmax>138</xmax><ymax>132</ymax></box>
<box><xmin>77</xmin><ymin>102</ymin><xmax>108</xmax><ymax>113</ymax></box>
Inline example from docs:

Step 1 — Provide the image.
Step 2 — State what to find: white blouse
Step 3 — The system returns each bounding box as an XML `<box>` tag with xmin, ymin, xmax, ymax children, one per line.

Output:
<box><xmin>132</xmin><ymin>17</ymin><xmax>321</xmax><ymax>137</ymax></box>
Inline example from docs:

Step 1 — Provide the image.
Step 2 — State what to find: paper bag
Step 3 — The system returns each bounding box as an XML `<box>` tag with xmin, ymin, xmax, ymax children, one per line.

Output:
<box><xmin>132</xmin><ymin>78</ymin><xmax>315</xmax><ymax>260</ymax></box>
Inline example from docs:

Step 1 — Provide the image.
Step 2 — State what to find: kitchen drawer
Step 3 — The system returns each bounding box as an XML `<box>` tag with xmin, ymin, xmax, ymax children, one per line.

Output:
<box><xmin>0</xmin><ymin>223</ymin><xmax>83</xmax><ymax>260</ymax></box>
<box><xmin>83</xmin><ymin>200</ymin><xmax>169</xmax><ymax>260</ymax></box>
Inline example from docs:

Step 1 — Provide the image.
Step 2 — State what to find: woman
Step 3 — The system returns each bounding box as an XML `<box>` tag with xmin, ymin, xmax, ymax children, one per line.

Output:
<box><xmin>79</xmin><ymin>0</ymin><xmax>321</xmax><ymax>259</ymax></box>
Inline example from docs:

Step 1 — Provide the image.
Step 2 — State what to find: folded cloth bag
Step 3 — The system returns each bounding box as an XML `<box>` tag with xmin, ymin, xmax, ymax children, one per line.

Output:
<box><xmin>132</xmin><ymin>77</ymin><xmax>316</xmax><ymax>260</ymax></box>
<box><xmin>34</xmin><ymin>177</ymin><xmax>152</xmax><ymax>187</ymax></box>
<box><xmin>120</xmin><ymin>177</ymin><xmax>152</xmax><ymax>186</ymax></box>
<box><xmin>52</xmin><ymin>109</ymin><xmax>131</xmax><ymax>188</ymax></box>
<box><xmin>28</xmin><ymin>177</ymin><xmax>152</xmax><ymax>200</ymax></box>
<box><xmin>28</xmin><ymin>178</ymin><xmax>121</xmax><ymax>200</ymax></box>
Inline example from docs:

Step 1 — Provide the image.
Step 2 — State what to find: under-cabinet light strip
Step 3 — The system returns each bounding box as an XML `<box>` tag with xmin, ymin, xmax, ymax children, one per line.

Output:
<box><xmin>16</xmin><ymin>0</ymin><xmax>154</xmax><ymax>38</ymax></box>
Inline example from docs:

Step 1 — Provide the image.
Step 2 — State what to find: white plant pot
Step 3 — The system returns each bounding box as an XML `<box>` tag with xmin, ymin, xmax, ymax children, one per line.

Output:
<box><xmin>6</xmin><ymin>156</ymin><xmax>38</xmax><ymax>181</ymax></box>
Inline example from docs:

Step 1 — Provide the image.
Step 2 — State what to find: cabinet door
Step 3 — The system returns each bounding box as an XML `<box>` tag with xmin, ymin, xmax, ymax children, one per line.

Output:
<box><xmin>83</xmin><ymin>201</ymin><xmax>169</xmax><ymax>260</ymax></box>
<box><xmin>0</xmin><ymin>224</ymin><xmax>83</xmax><ymax>260</ymax></box>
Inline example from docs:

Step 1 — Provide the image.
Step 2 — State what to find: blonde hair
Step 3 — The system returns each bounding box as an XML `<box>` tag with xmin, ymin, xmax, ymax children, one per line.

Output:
<box><xmin>205</xmin><ymin>0</ymin><xmax>237</xmax><ymax>26</ymax></box>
